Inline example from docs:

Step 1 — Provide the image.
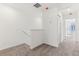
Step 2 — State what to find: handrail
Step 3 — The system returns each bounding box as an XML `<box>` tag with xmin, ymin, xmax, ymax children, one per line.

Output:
<box><xmin>22</xmin><ymin>30</ymin><xmax>31</xmax><ymax>37</ymax></box>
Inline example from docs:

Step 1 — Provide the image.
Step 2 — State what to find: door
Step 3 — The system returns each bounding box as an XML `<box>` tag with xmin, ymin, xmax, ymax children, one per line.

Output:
<box><xmin>64</xmin><ymin>19</ymin><xmax>76</xmax><ymax>41</ymax></box>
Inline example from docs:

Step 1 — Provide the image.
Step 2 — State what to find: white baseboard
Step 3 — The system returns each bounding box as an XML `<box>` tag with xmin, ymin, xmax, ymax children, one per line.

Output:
<box><xmin>29</xmin><ymin>42</ymin><xmax>59</xmax><ymax>49</ymax></box>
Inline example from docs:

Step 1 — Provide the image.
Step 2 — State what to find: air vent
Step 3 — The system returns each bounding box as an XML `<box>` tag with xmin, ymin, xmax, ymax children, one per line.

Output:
<box><xmin>33</xmin><ymin>3</ymin><xmax>41</xmax><ymax>8</ymax></box>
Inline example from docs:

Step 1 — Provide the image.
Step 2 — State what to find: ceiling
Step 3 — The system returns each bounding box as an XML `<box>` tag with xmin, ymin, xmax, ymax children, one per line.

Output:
<box><xmin>0</xmin><ymin>3</ymin><xmax>79</xmax><ymax>14</ymax></box>
<box><xmin>1</xmin><ymin>3</ymin><xmax>79</xmax><ymax>10</ymax></box>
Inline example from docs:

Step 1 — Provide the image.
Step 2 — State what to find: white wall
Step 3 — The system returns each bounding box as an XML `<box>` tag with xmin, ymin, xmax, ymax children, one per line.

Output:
<box><xmin>30</xmin><ymin>29</ymin><xmax>44</xmax><ymax>49</ymax></box>
<box><xmin>0</xmin><ymin>4</ymin><xmax>43</xmax><ymax>50</ymax></box>
<box><xmin>1</xmin><ymin>3</ymin><xmax>79</xmax><ymax>50</ymax></box>
<box><xmin>43</xmin><ymin>8</ymin><xmax>60</xmax><ymax>47</ymax></box>
<box><xmin>42</xmin><ymin>3</ymin><xmax>79</xmax><ymax>47</ymax></box>
<box><xmin>76</xmin><ymin>12</ymin><xmax>79</xmax><ymax>41</ymax></box>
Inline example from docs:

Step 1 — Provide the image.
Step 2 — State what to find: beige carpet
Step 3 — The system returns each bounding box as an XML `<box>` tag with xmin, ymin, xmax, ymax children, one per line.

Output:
<box><xmin>0</xmin><ymin>40</ymin><xmax>79</xmax><ymax>56</ymax></box>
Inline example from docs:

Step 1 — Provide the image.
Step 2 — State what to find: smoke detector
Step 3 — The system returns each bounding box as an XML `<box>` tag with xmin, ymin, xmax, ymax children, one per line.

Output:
<box><xmin>33</xmin><ymin>3</ymin><xmax>41</xmax><ymax>8</ymax></box>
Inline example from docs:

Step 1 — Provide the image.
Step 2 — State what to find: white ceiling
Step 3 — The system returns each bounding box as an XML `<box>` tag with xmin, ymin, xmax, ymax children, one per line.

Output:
<box><xmin>1</xmin><ymin>3</ymin><xmax>79</xmax><ymax>14</ymax></box>
<box><xmin>41</xmin><ymin>3</ymin><xmax>79</xmax><ymax>11</ymax></box>
<box><xmin>1</xmin><ymin>3</ymin><xmax>79</xmax><ymax>10</ymax></box>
